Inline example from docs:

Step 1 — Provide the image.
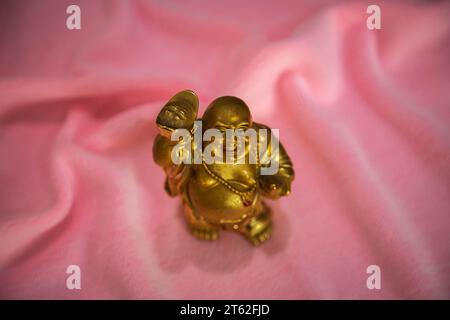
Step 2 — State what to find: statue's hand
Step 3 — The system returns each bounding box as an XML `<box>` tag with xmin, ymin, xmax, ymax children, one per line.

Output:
<box><xmin>259</xmin><ymin>175</ymin><xmax>292</xmax><ymax>199</ymax></box>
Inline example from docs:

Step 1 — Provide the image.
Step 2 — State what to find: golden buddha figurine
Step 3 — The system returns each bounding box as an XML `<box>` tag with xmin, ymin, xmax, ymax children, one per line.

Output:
<box><xmin>153</xmin><ymin>90</ymin><xmax>294</xmax><ymax>245</ymax></box>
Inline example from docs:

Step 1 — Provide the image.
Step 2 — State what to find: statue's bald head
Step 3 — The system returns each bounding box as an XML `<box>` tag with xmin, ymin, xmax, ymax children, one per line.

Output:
<box><xmin>202</xmin><ymin>96</ymin><xmax>252</xmax><ymax>130</ymax></box>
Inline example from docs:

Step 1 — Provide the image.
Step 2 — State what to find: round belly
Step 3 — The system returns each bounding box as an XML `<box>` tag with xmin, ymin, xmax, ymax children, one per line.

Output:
<box><xmin>188</xmin><ymin>180</ymin><xmax>255</xmax><ymax>224</ymax></box>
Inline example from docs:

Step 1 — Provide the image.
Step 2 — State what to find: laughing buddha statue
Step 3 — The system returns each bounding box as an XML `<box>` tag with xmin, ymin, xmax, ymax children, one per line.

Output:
<box><xmin>153</xmin><ymin>90</ymin><xmax>294</xmax><ymax>245</ymax></box>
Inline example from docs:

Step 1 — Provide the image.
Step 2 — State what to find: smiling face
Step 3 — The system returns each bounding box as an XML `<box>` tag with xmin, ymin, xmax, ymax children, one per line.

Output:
<box><xmin>202</xmin><ymin>96</ymin><xmax>253</xmax><ymax>153</ymax></box>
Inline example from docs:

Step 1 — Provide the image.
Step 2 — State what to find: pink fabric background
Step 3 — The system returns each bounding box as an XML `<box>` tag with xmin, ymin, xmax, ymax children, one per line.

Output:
<box><xmin>0</xmin><ymin>0</ymin><xmax>449</xmax><ymax>299</ymax></box>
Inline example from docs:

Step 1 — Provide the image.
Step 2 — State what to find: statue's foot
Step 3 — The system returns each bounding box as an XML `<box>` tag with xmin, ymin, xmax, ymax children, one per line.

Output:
<box><xmin>244</xmin><ymin>210</ymin><xmax>273</xmax><ymax>246</ymax></box>
<box><xmin>248</xmin><ymin>224</ymin><xmax>272</xmax><ymax>246</ymax></box>
<box><xmin>183</xmin><ymin>201</ymin><xmax>219</xmax><ymax>241</ymax></box>
<box><xmin>189</xmin><ymin>224</ymin><xmax>219</xmax><ymax>241</ymax></box>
